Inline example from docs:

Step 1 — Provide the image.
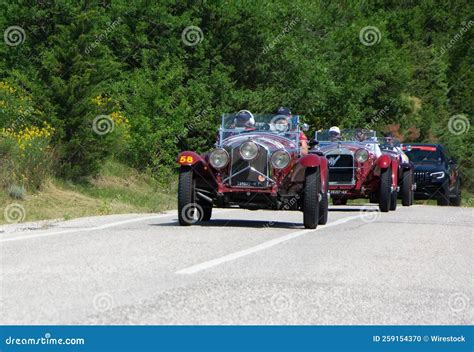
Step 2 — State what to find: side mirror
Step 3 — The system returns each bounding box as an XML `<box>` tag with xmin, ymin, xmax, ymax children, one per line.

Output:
<box><xmin>301</xmin><ymin>123</ymin><xmax>309</xmax><ymax>132</ymax></box>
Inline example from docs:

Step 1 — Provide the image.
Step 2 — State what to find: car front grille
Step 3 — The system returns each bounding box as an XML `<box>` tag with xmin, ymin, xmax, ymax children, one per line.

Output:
<box><xmin>229</xmin><ymin>147</ymin><xmax>269</xmax><ymax>188</ymax></box>
<box><xmin>326</xmin><ymin>153</ymin><xmax>354</xmax><ymax>184</ymax></box>
<box><xmin>414</xmin><ymin>171</ymin><xmax>431</xmax><ymax>183</ymax></box>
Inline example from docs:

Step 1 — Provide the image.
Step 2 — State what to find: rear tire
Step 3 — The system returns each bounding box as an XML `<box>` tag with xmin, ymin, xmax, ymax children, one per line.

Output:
<box><xmin>178</xmin><ymin>167</ymin><xmax>197</xmax><ymax>226</ymax></box>
<box><xmin>401</xmin><ymin>170</ymin><xmax>413</xmax><ymax>206</ymax></box>
<box><xmin>379</xmin><ymin>167</ymin><xmax>391</xmax><ymax>212</ymax></box>
<box><xmin>303</xmin><ymin>167</ymin><xmax>320</xmax><ymax>229</ymax></box>
<box><xmin>318</xmin><ymin>192</ymin><xmax>328</xmax><ymax>225</ymax></box>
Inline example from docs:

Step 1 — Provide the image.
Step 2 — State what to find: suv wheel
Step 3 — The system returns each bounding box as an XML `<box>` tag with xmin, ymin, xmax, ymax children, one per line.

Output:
<box><xmin>449</xmin><ymin>179</ymin><xmax>462</xmax><ymax>206</ymax></box>
<box><xmin>436</xmin><ymin>182</ymin><xmax>450</xmax><ymax>206</ymax></box>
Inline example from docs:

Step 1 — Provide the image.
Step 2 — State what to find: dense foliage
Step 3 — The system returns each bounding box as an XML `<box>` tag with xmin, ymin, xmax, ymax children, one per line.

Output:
<box><xmin>0</xmin><ymin>0</ymin><xmax>472</xmax><ymax>189</ymax></box>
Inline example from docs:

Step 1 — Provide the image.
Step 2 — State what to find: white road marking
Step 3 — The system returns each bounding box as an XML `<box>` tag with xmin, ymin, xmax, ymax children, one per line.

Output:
<box><xmin>0</xmin><ymin>209</ymin><xmax>235</xmax><ymax>243</ymax></box>
<box><xmin>175</xmin><ymin>214</ymin><xmax>364</xmax><ymax>275</ymax></box>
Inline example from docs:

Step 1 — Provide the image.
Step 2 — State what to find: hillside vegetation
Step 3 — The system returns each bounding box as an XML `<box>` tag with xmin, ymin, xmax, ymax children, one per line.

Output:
<box><xmin>1</xmin><ymin>1</ymin><xmax>472</xmax><ymax>221</ymax></box>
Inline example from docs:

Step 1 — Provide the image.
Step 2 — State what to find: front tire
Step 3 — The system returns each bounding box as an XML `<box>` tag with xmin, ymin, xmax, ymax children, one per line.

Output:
<box><xmin>437</xmin><ymin>182</ymin><xmax>450</xmax><ymax>206</ymax></box>
<box><xmin>379</xmin><ymin>167</ymin><xmax>391</xmax><ymax>212</ymax></box>
<box><xmin>303</xmin><ymin>167</ymin><xmax>320</xmax><ymax>229</ymax></box>
<box><xmin>390</xmin><ymin>189</ymin><xmax>398</xmax><ymax>211</ymax></box>
<box><xmin>178</xmin><ymin>166</ymin><xmax>198</xmax><ymax>226</ymax></box>
<box><xmin>449</xmin><ymin>179</ymin><xmax>462</xmax><ymax>206</ymax></box>
<box><xmin>401</xmin><ymin>170</ymin><xmax>413</xmax><ymax>206</ymax></box>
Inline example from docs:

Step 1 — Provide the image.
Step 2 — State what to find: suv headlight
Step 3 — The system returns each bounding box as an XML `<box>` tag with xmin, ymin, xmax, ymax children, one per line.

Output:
<box><xmin>209</xmin><ymin>149</ymin><xmax>229</xmax><ymax>169</ymax></box>
<box><xmin>430</xmin><ymin>171</ymin><xmax>445</xmax><ymax>179</ymax></box>
<box><xmin>271</xmin><ymin>150</ymin><xmax>290</xmax><ymax>169</ymax></box>
<box><xmin>240</xmin><ymin>141</ymin><xmax>259</xmax><ymax>160</ymax></box>
<box><xmin>355</xmin><ymin>149</ymin><xmax>369</xmax><ymax>163</ymax></box>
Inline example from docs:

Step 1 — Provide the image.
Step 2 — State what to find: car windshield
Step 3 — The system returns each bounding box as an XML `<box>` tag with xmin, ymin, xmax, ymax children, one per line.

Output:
<box><xmin>403</xmin><ymin>147</ymin><xmax>442</xmax><ymax>163</ymax></box>
<box><xmin>378</xmin><ymin>137</ymin><xmax>402</xmax><ymax>151</ymax></box>
<box><xmin>315</xmin><ymin>129</ymin><xmax>377</xmax><ymax>144</ymax></box>
<box><xmin>219</xmin><ymin>113</ymin><xmax>301</xmax><ymax>145</ymax></box>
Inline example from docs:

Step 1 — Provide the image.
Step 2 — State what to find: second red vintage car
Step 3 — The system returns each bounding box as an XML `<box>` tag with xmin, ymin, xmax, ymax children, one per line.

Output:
<box><xmin>177</xmin><ymin>112</ymin><xmax>328</xmax><ymax>229</ymax></box>
<box><xmin>314</xmin><ymin>129</ymin><xmax>400</xmax><ymax>212</ymax></box>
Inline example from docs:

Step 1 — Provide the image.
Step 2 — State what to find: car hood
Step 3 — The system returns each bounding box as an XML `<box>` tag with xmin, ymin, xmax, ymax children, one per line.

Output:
<box><xmin>222</xmin><ymin>133</ymin><xmax>297</xmax><ymax>152</ymax></box>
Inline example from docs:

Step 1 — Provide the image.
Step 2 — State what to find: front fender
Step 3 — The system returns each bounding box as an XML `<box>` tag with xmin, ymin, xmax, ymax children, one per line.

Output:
<box><xmin>177</xmin><ymin>151</ymin><xmax>206</xmax><ymax>166</ymax></box>
<box><xmin>377</xmin><ymin>154</ymin><xmax>391</xmax><ymax>169</ymax></box>
<box><xmin>298</xmin><ymin>154</ymin><xmax>328</xmax><ymax>193</ymax></box>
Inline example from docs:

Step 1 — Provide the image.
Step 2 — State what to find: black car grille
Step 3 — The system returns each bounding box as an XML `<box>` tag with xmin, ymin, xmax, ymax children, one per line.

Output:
<box><xmin>229</xmin><ymin>147</ymin><xmax>269</xmax><ymax>188</ymax></box>
<box><xmin>326</xmin><ymin>154</ymin><xmax>354</xmax><ymax>184</ymax></box>
<box><xmin>414</xmin><ymin>171</ymin><xmax>431</xmax><ymax>183</ymax></box>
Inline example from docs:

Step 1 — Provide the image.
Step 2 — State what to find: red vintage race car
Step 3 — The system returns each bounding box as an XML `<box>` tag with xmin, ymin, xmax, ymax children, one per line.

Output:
<box><xmin>378</xmin><ymin>137</ymin><xmax>415</xmax><ymax>207</ymax></box>
<box><xmin>176</xmin><ymin>112</ymin><xmax>329</xmax><ymax>229</ymax></box>
<box><xmin>314</xmin><ymin>129</ymin><xmax>400</xmax><ymax>212</ymax></box>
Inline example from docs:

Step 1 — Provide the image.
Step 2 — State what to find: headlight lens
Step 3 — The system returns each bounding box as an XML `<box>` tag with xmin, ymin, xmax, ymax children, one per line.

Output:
<box><xmin>209</xmin><ymin>149</ymin><xmax>229</xmax><ymax>169</ymax></box>
<box><xmin>355</xmin><ymin>149</ymin><xmax>369</xmax><ymax>163</ymax></box>
<box><xmin>240</xmin><ymin>141</ymin><xmax>259</xmax><ymax>160</ymax></box>
<box><xmin>271</xmin><ymin>150</ymin><xmax>291</xmax><ymax>169</ymax></box>
<box><xmin>430</xmin><ymin>171</ymin><xmax>445</xmax><ymax>179</ymax></box>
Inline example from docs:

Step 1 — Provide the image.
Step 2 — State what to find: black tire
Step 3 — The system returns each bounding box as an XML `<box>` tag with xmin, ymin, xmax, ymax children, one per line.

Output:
<box><xmin>303</xmin><ymin>167</ymin><xmax>320</xmax><ymax>229</ymax></box>
<box><xmin>401</xmin><ymin>170</ymin><xmax>413</xmax><ymax>206</ymax></box>
<box><xmin>200</xmin><ymin>204</ymin><xmax>213</xmax><ymax>221</ymax></box>
<box><xmin>390</xmin><ymin>189</ymin><xmax>398</xmax><ymax>211</ymax></box>
<box><xmin>318</xmin><ymin>191</ymin><xmax>328</xmax><ymax>225</ymax></box>
<box><xmin>178</xmin><ymin>166</ymin><xmax>197</xmax><ymax>226</ymax></box>
<box><xmin>369</xmin><ymin>193</ymin><xmax>378</xmax><ymax>204</ymax></box>
<box><xmin>379</xmin><ymin>167</ymin><xmax>391</xmax><ymax>212</ymax></box>
<box><xmin>449</xmin><ymin>180</ymin><xmax>461</xmax><ymax>206</ymax></box>
<box><xmin>437</xmin><ymin>182</ymin><xmax>450</xmax><ymax>206</ymax></box>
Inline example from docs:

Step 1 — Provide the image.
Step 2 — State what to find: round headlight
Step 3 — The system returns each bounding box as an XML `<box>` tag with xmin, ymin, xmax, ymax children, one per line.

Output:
<box><xmin>271</xmin><ymin>150</ymin><xmax>291</xmax><ymax>169</ymax></box>
<box><xmin>240</xmin><ymin>141</ymin><xmax>259</xmax><ymax>160</ymax></box>
<box><xmin>355</xmin><ymin>149</ymin><xmax>369</xmax><ymax>163</ymax></box>
<box><xmin>209</xmin><ymin>149</ymin><xmax>229</xmax><ymax>169</ymax></box>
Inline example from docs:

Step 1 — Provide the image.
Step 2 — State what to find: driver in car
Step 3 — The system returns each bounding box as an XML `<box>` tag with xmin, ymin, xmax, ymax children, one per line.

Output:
<box><xmin>329</xmin><ymin>126</ymin><xmax>341</xmax><ymax>141</ymax></box>
<box><xmin>275</xmin><ymin>107</ymin><xmax>308</xmax><ymax>155</ymax></box>
<box><xmin>233</xmin><ymin>110</ymin><xmax>256</xmax><ymax>129</ymax></box>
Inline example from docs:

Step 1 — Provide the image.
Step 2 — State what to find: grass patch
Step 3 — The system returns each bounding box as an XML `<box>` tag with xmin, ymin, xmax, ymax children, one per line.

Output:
<box><xmin>0</xmin><ymin>160</ymin><xmax>176</xmax><ymax>224</ymax></box>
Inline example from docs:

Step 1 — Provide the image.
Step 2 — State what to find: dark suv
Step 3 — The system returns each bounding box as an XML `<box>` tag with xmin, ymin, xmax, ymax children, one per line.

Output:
<box><xmin>402</xmin><ymin>144</ymin><xmax>461</xmax><ymax>206</ymax></box>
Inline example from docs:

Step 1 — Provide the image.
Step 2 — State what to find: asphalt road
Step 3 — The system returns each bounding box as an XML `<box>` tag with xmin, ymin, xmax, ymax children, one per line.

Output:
<box><xmin>0</xmin><ymin>204</ymin><xmax>472</xmax><ymax>325</ymax></box>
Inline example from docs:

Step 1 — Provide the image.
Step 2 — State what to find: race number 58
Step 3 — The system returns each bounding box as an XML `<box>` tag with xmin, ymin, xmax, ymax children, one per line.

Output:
<box><xmin>179</xmin><ymin>156</ymin><xmax>194</xmax><ymax>164</ymax></box>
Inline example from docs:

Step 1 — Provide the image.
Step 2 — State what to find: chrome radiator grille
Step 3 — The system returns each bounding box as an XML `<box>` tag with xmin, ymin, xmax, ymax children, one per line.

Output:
<box><xmin>228</xmin><ymin>147</ymin><xmax>269</xmax><ymax>188</ymax></box>
<box><xmin>326</xmin><ymin>154</ymin><xmax>354</xmax><ymax>184</ymax></box>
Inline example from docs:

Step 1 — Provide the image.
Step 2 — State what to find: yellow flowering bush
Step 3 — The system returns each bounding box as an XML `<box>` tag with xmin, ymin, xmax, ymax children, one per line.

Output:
<box><xmin>0</xmin><ymin>123</ymin><xmax>55</xmax><ymax>191</ymax></box>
